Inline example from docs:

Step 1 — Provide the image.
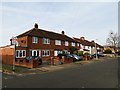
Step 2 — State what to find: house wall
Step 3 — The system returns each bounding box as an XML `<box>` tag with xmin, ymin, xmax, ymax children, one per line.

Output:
<box><xmin>17</xmin><ymin>36</ymin><xmax>28</xmax><ymax>47</ymax></box>
<box><xmin>27</xmin><ymin>36</ymin><xmax>80</xmax><ymax>50</ymax></box>
<box><xmin>17</xmin><ymin>36</ymin><xmax>80</xmax><ymax>60</ymax></box>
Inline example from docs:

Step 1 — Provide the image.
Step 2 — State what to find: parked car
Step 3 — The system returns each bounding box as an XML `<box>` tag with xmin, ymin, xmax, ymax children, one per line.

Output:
<box><xmin>91</xmin><ymin>53</ymin><xmax>104</xmax><ymax>58</ymax></box>
<box><xmin>69</xmin><ymin>54</ymin><xmax>82</xmax><ymax>62</ymax></box>
<box><xmin>57</xmin><ymin>53</ymin><xmax>82</xmax><ymax>62</ymax></box>
<box><xmin>26</xmin><ymin>56</ymin><xmax>42</xmax><ymax>65</ymax></box>
<box><xmin>57</xmin><ymin>54</ymin><xmax>72</xmax><ymax>59</ymax></box>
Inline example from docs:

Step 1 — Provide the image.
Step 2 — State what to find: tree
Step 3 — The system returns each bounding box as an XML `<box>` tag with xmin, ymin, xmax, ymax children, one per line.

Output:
<box><xmin>106</xmin><ymin>31</ymin><xmax>119</xmax><ymax>53</ymax></box>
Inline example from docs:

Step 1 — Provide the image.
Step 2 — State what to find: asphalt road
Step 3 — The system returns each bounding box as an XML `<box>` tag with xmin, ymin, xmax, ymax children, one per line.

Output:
<box><xmin>2</xmin><ymin>57</ymin><xmax>119</xmax><ymax>88</ymax></box>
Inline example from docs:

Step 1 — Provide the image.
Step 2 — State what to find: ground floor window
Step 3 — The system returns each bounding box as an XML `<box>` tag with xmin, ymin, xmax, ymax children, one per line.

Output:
<box><xmin>30</xmin><ymin>50</ymin><xmax>41</xmax><ymax>57</ymax></box>
<box><xmin>42</xmin><ymin>50</ymin><xmax>50</xmax><ymax>57</ymax></box>
<box><xmin>16</xmin><ymin>50</ymin><xmax>26</xmax><ymax>58</ymax></box>
<box><xmin>54</xmin><ymin>50</ymin><xmax>63</xmax><ymax>56</ymax></box>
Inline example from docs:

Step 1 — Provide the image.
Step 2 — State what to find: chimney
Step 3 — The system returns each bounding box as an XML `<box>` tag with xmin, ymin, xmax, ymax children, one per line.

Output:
<box><xmin>80</xmin><ymin>37</ymin><xmax>85</xmax><ymax>40</ymax></box>
<box><xmin>34</xmin><ymin>23</ymin><xmax>38</xmax><ymax>29</ymax></box>
<box><xmin>61</xmin><ymin>31</ymin><xmax>65</xmax><ymax>35</ymax></box>
<box><xmin>91</xmin><ymin>40</ymin><xmax>95</xmax><ymax>43</ymax></box>
<box><xmin>10</xmin><ymin>39</ymin><xmax>12</xmax><ymax>45</ymax></box>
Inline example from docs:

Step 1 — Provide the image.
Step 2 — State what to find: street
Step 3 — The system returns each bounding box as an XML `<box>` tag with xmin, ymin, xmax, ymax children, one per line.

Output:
<box><xmin>2</xmin><ymin>57</ymin><xmax>119</xmax><ymax>88</ymax></box>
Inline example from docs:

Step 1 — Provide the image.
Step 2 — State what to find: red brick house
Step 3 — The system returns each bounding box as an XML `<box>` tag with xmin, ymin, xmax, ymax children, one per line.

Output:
<box><xmin>11</xmin><ymin>23</ymin><xmax>80</xmax><ymax>63</ymax></box>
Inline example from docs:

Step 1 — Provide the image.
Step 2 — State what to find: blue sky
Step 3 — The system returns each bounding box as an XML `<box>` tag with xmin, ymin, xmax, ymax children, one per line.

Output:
<box><xmin>0</xmin><ymin>0</ymin><xmax>119</xmax><ymax>46</ymax></box>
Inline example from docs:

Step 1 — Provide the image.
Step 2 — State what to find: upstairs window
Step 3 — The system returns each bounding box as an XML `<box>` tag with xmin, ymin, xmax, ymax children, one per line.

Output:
<box><xmin>55</xmin><ymin>40</ymin><xmax>61</xmax><ymax>45</ymax></box>
<box><xmin>65</xmin><ymin>41</ymin><xmax>69</xmax><ymax>46</ymax></box>
<box><xmin>43</xmin><ymin>38</ymin><xmax>50</xmax><ymax>44</ymax></box>
<box><xmin>32</xmin><ymin>36</ymin><xmax>38</xmax><ymax>43</ymax></box>
<box><xmin>72</xmin><ymin>42</ymin><xmax>76</xmax><ymax>46</ymax></box>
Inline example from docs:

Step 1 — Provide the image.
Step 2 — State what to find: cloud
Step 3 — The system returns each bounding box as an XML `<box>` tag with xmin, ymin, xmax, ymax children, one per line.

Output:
<box><xmin>1</xmin><ymin>2</ymin><xmax>118</xmax><ymax>46</ymax></box>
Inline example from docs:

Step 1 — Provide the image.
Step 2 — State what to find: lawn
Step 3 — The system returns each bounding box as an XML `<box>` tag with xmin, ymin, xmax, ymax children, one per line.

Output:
<box><xmin>2</xmin><ymin>64</ymin><xmax>30</xmax><ymax>73</ymax></box>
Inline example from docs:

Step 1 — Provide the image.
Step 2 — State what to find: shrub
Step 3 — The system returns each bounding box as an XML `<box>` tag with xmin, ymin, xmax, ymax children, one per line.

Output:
<box><xmin>77</xmin><ymin>51</ymin><xmax>84</xmax><ymax>56</ymax></box>
<box><xmin>84</xmin><ymin>52</ymin><xmax>90</xmax><ymax>55</ymax></box>
<box><xmin>116</xmin><ymin>51</ymin><xmax>120</xmax><ymax>55</ymax></box>
<box><xmin>69</xmin><ymin>46</ymin><xmax>78</xmax><ymax>54</ymax></box>
<box><xmin>104</xmin><ymin>49</ymin><xmax>112</xmax><ymax>54</ymax></box>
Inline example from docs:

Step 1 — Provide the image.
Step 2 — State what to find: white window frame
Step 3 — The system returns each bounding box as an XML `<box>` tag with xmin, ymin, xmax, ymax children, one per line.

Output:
<box><xmin>65</xmin><ymin>41</ymin><xmax>69</xmax><ymax>46</ymax></box>
<box><xmin>55</xmin><ymin>40</ymin><xmax>61</xmax><ymax>45</ymax></box>
<box><xmin>42</xmin><ymin>50</ymin><xmax>50</xmax><ymax>57</ymax></box>
<box><xmin>42</xmin><ymin>38</ymin><xmax>50</xmax><ymax>44</ymax></box>
<box><xmin>54</xmin><ymin>50</ymin><xmax>63</xmax><ymax>56</ymax></box>
<box><xmin>30</xmin><ymin>50</ymin><xmax>41</xmax><ymax>57</ymax></box>
<box><xmin>32</xmin><ymin>36</ymin><xmax>38</xmax><ymax>43</ymax></box>
<box><xmin>16</xmin><ymin>50</ymin><xmax>26</xmax><ymax>58</ymax></box>
<box><xmin>77</xmin><ymin>43</ymin><xmax>80</xmax><ymax>47</ymax></box>
<box><xmin>72</xmin><ymin>42</ymin><xmax>76</xmax><ymax>46</ymax></box>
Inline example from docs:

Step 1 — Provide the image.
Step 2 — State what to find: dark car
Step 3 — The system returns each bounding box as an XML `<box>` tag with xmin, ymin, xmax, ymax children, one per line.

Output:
<box><xmin>70</xmin><ymin>54</ymin><xmax>82</xmax><ymax>62</ymax></box>
<box><xmin>57</xmin><ymin>54</ymin><xmax>72</xmax><ymax>59</ymax></box>
<box><xmin>91</xmin><ymin>53</ymin><xmax>104</xmax><ymax>58</ymax></box>
<box><xmin>57</xmin><ymin>53</ymin><xmax>82</xmax><ymax>62</ymax></box>
<box><xmin>26</xmin><ymin>56</ymin><xmax>42</xmax><ymax>65</ymax></box>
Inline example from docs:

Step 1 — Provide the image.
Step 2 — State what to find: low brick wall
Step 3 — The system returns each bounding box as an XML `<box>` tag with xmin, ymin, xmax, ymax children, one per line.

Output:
<box><xmin>15</xmin><ymin>59</ymin><xmax>40</xmax><ymax>68</ymax></box>
<box><xmin>50</xmin><ymin>56</ymin><xmax>73</xmax><ymax>65</ymax></box>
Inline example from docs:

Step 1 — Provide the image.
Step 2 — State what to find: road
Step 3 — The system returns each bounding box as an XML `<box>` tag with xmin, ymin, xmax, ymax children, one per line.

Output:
<box><xmin>2</xmin><ymin>57</ymin><xmax>119</xmax><ymax>88</ymax></box>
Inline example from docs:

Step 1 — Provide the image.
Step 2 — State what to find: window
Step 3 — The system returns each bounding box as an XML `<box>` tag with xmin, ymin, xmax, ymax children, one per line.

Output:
<box><xmin>30</xmin><ymin>50</ymin><xmax>40</xmax><ymax>57</ymax></box>
<box><xmin>43</xmin><ymin>38</ymin><xmax>50</xmax><ymax>44</ymax></box>
<box><xmin>42</xmin><ymin>50</ymin><xmax>50</xmax><ymax>57</ymax></box>
<box><xmin>55</xmin><ymin>40</ymin><xmax>61</xmax><ymax>45</ymax></box>
<box><xmin>16</xmin><ymin>50</ymin><xmax>26</xmax><ymax>58</ymax></box>
<box><xmin>65</xmin><ymin>41</ymin><xmax>69</xmax><ymax>46</ymax></box>
<box><xmin>77</xmin><ymin>43</ymin><xmax>80</xmax><ymax>47</ymax></box>
<box><xmin>32</xmin><ymin>36</ymin><xmax>38</xmax><ymax>43</ymax></box>
<box><xmin>72</xmin><ymin>42</ymin><xmax>76</xmax><ymax>46</ymax></box>
<box><xmin>54</xmin><ymin>50</ymin><xmax>63</xmax><ymax>56</ymax></box>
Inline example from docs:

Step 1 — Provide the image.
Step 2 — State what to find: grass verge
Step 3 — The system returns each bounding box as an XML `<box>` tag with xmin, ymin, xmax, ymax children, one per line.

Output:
<box><xmin>2</xmin><ymin>64</ymin><xmax>30</xmax><ymax>73</ymax></box>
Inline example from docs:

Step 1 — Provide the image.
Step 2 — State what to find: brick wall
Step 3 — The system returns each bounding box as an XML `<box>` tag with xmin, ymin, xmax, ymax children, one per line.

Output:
<box><xmin>15</xmin><ymin>59</ymin><xmax>40</xmax><ymax>68</ymax></box>
<box><xmin>0</xmin><ymin>46</ymin><xmax>14</xmax><ymax>65</ymax></box>
<box><xmin>17</xmin><ymin>36</ymin><xmax>28</xmax><ymax>47</ymax></box>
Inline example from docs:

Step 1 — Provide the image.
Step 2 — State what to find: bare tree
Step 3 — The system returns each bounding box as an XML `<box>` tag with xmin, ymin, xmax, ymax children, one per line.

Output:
<box><xmin>106</xmin><ymin>31</ymin><xmax>119</xmax><ymax>53</ymax></box>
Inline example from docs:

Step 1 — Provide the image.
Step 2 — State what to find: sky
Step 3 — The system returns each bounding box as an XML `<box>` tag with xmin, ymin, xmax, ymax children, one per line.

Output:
<box><xmin>0</xmin><ymin>0</ymin><xmax>119</xmax><ymax>46</ymax></box>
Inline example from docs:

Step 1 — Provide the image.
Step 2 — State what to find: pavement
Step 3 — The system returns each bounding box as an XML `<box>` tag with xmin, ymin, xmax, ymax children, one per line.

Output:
<box><xmin>2</xmin><ymin>57</ymin><xmax>113</xmax><ymax>77</ymax></box>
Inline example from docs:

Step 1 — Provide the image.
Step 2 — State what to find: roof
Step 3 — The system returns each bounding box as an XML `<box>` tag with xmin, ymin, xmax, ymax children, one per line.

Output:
<box><xmin>17</xmin><ymin>27</ymin><xmax>75</xmax><ymax>42</ymax></box>
<box><xmin>73</xmin><ymin>37</ymin><xmax>103</xmax><ymax>48</ymax></box>
<box><xmin>73</xmin><ymin>38</ymin><xmax>94</xmax><ymax>46</ymax></box>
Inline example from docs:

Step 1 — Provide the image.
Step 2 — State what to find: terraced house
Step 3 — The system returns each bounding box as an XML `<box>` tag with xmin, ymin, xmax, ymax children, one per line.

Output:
<box><xmin>13</xmin><ymin>23</ymin><xmax>80</xmax><ymax>61</ymax></box>
<box><xmin>73</xmin><ymin>37</ymin><xmax>103</xmax><ymax>54</ymax></box>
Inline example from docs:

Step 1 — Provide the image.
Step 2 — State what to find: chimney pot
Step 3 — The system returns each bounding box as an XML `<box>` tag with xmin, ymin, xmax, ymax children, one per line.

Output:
<box><xmin>61</xmin><ymin>31</ymin><xmax>65</xmax><ymax>35</ymax></box>
<box><xmin>34</xmin><ymin>23</ymin><xmax>38</xmax><ymax>29</ymax></box>
<box><xmin>80</xmin><ymin>37</ymin><xmax>85</xmax><ymax>40</ymax></box>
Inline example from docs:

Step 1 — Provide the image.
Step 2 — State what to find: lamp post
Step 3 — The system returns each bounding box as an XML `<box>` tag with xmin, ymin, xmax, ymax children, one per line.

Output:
<box><xmin>12</xmin><ymin>37</ymin><xmax>17</xmax><ymax>71</ymax></box>
<box><xmin>95</xmin><ymin>39</ymin><xmax>98</xmax><ymax>60</ymax></box>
